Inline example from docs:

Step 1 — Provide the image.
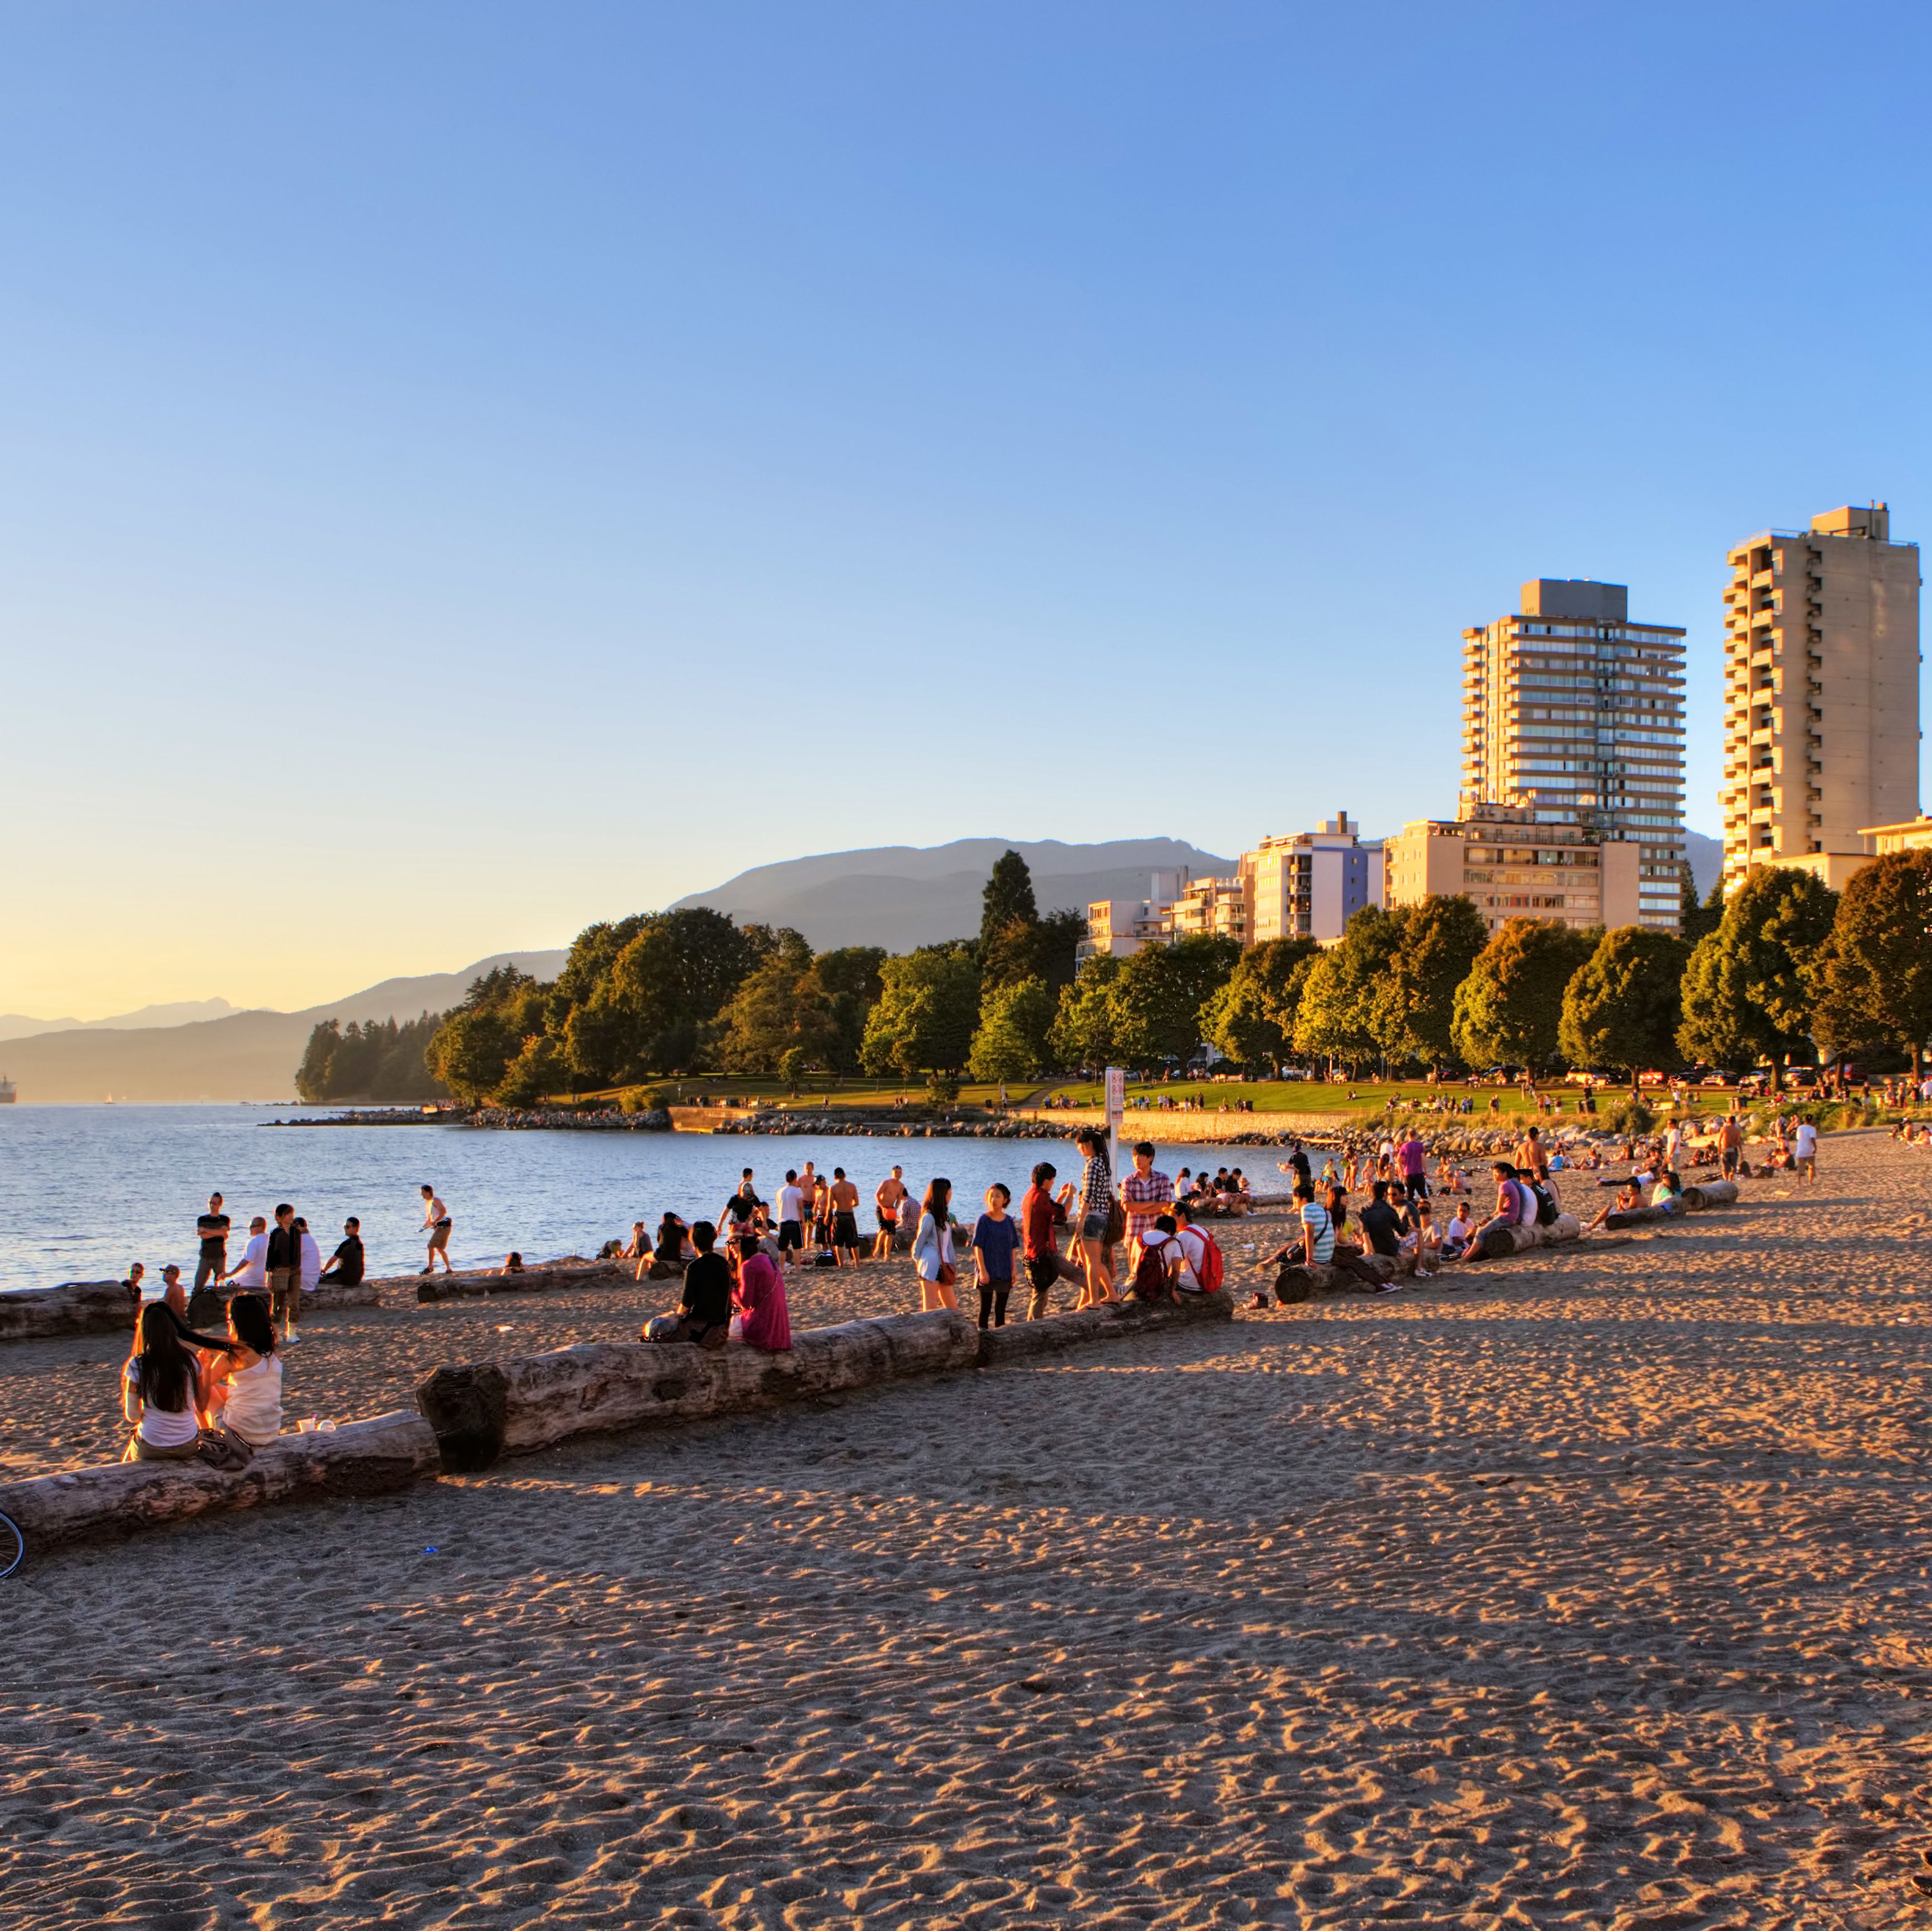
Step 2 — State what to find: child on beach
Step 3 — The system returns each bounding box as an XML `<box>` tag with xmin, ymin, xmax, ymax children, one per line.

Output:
<box><xmin>970</xmin><ymin>1183</ymin><xmax>1023</xmax><ymax>1329</ymax></box>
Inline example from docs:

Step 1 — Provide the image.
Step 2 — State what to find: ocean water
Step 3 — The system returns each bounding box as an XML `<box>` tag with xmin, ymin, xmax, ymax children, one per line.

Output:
<box><xmin>0</xmin><ymin>1107</ymin><xmax>1276</xmax><ymax>1294</ymax></box>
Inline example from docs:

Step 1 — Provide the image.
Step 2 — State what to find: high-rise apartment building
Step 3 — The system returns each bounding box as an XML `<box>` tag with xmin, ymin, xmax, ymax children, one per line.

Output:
<box><xmin>1239</xmin><ymin>813</ymin><xmax>1384</xmax><ymax>946</ymax></box>
<box><xmin>1719</xmin><ymin>504</ymin><xmax>1920</xmax><ymax>896</ymax></box>
<box><xmin>1461</xmin><ymin>579</ymin><xmax>1686</xmax><ymax>932</ymax></box>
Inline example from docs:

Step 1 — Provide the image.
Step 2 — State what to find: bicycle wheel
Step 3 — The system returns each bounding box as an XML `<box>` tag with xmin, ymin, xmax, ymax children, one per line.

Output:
<box><xmin>0</xmin><ymin>1510</ymin><xmax>22</xmax><ymax>1581</ymax></box>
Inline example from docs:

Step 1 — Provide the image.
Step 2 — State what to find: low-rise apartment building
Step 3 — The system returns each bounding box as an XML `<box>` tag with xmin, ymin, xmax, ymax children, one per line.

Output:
<box><xmin>1239</xmin><ymin>812</ymin><xmax>1384</xmax><ymax>946</ymax></box>
<box><xmin>1384</xmin><ymin>803</ymin><xmax>1640</xmax><ymax>937</ymax></box>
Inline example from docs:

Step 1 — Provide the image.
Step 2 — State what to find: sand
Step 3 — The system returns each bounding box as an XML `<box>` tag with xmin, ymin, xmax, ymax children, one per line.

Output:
<box><xmin>3</xmin><ymin>1138</ymin><xmax>1930</xmax><ymax>1927</ymax></box>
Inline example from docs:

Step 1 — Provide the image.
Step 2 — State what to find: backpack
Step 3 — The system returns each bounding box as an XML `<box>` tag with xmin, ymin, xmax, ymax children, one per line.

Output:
<box><xmin>1532</xmin><ymin>1182</ymin><xmax>1559</xmax><ymax>1227</ymax></box>
<box><xmin>1131</xmin><ymin>1240</ymin><xmax>1173</xmax><ymax>1301</ymax></box>
<box><xmin>1192</xmin><ymin>1229</ymin><xmax>1225</xmax><ymax>1293</ymax></box>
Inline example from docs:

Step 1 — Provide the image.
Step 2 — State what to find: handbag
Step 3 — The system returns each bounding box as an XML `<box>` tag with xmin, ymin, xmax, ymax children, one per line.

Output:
<box><xmin>937</xmin><ymin>1260</ymin><xmax>957</xmax><ymax>1288</ymax></box>
<box><xmin>1104</xmin><ymin>1197</ymin><xmax>1126</xmax><ymax>1245</ymax></box>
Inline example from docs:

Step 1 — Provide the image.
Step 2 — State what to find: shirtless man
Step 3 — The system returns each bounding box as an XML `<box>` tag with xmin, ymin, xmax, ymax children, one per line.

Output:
<box><xmin>795</xmin><ymin>1162</ymin><xmax>819</xmax><ymax>1244</ymax></box>
<box><xmin>874</xmin><ymin>1165</ymin><xmax>909</xmax><ymax>1259</ymax></box>
<box><xmin>828</xmin><ymin>1167</ymin><xmax>862</xmax><ymax>1267</ymax></box>
<box><xmin>420</xmin><ymin>1184</ymin><xmax>453</xmax><ymax>1275</ymax></box>
<box><xmin>1717</xmin><ymin>1113</ymin><xmax>1744</xmax><ymax>1179</ymax></box>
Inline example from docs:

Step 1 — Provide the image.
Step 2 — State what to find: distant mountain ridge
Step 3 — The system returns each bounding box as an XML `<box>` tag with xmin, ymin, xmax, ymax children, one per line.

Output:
<box><xmin>0</xmin><ymin>997</ymin><xmax>239</xmax><ymax>1043</ymax></box>
<box><xmin>675</xmin><ymin>837</ymin><xmax>1238</xmax><ymax>952</ymax></box>
<box><xmin>0</xmin><ymin>951</ymin><xmax>568</xmax><ymax>1104</ymax></box>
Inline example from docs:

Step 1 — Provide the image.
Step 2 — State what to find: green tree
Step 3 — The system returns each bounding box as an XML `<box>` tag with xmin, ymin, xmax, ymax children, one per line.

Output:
<box><xmin>1201</xmin><ymin>937</ymin><xmax>1321</xmax><ymax>1069</ymax></box>
<box><xmin>1675</xmin><ymin>867</ymin><xmax>1836</xmax><ymax>1088</ymax></box>
<box><xmin>295</xmin><ymin>1020</ymin><xmax>341</xmax><ymax>1103</ymax></box>
<box><xmin>606</xmin><ymin>909</ymin><xmax>768</xmax><ymax>1068</ymax></box>
<box><xmin>779</xmin><ymin>1046</ymin><xmax>807</xmax><ymax>1097</ymax></box>
<box><xmin>981</xmin><ymin>906</ymin><xmax>1087</xmax><ymax>994</ymax></box>
<box><xmin>1680</xmin><ymin>865</ymin><xmax>1723</xmax><ymax>945</ymax></box>
<box><xmin>980</xmin><ymin>849</ymin><xmax>1039</xmax><ymax>953</ymax></box>
<box><xmin>1559</xmin><ymin>926</ymin><xmax>1691</xmax><ymax>1093</ymax></box>
<box><xmin>1810</xmin><ymin>849</ymin><xmax>1932</xmax><ymax>1078</ymax></box>
<box><xmin>1292</xmin><ymin>906</ymin><xmax>1402</xmax><ymax>1072</ymax></box>
<box><xmin>493</xmin><ymin>1033</ymin><xmax>566</xmax><ymax>1106</ymax></box>
<box><xmin>968</xmin><ymin>975</ymin><xmax>1060</xmax><ymax>1082</ymax></box>
<box><xmin>1374</xmin><ymin>894</ymin><xmax>1489</xmax><ymax>1068</ymax></box>
<box><xmin>717</xmin><ymin>932</ymin><xmax>831</xmax><ymax>1073</ymax></box>
<box><xmin>1451</xmin><ymin>918</ymin><xmax>1597</xmax><ymax>1074</ymax></box>
<box><xmin>425</xmin><ymin>1005</ymin><xmax>519</xmax><ymax>1105</ymax></box>
<box><xmin>798</xmin><ymin>946</ymin><xmax>887</xmax><ymax>1072</ymax></box>
<box><xmin>1110</xmin><ymin>935</ymin><xmax>1241</xmax><ymax>1064</ymax></box>
<box><xmin>1049</xmin><ymin>953</ymin><xmax>1123</xmax><ymax>1070</ymax></box>
<box><xmin>859</xmin><ymin>942</ymin><xmax>982</xmax><ymax>1079</ymax></box>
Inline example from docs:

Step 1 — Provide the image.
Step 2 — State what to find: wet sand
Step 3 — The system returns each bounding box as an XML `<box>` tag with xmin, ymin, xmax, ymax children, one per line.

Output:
<box><xmin>3</xmin><ymin>1138</ymin><xmax>1930</xmax><ymax>1926</ymax></box>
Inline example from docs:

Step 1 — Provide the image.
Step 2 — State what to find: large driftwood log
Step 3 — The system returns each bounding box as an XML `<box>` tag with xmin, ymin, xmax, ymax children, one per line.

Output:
<box><xmin>1680</xmin><ymin>1179</ymin><xmax>1740</xmax><ymax>1210</ymax></box>
<box><xmin>415</xmin><ymin>1263</ymin><xmax>629</xmax><ymax>1304</ymax></box>
<box><xmin>417</xmin><ymin>1309</ymin><xmax>982</xmax><ymax>1471</ymax></box>
<box><xmin>0</xmin><ymin>1410</ymin><xmax>439</xmax><ymax>1552</ymax></box>
<box><xmin>0</xmin><ymin>1280</ymin><xmax>136</xmax><ymax>1344</ymax></box>
<box><xmin>1475</xmin><ymin>1212</ymin><xmax>1583</xmax><ymax>1261</ymax></box>
<box><xmin>976</xmin><ymin>1290</ymin><xmax>1232</xmax><ymax>1367</ymax></box>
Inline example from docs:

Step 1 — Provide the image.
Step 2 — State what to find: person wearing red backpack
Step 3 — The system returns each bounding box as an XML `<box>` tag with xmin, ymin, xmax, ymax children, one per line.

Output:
<box><xmin>1169</xmin><ymin>1201</ymin><xmax>1224</xmax><ymax>1294</ymax></box>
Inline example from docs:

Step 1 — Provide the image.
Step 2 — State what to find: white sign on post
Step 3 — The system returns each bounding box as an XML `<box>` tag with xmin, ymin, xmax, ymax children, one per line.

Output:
<box><xmin>1105</xmin><ymin>1067</ymin><xmax>1126</xmax><ymax>1185</ymax></box>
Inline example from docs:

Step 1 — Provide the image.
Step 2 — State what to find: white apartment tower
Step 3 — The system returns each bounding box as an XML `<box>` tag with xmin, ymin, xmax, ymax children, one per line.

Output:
<box><xmin>1720</xmin><ymin>504</ymin><xmax>1920</xmax><ymax>896</ymax></box>
<box><xmin>1461</xmin><ymin>579</ymin><xmax>1686</xmax><ymax>932</ymax></box>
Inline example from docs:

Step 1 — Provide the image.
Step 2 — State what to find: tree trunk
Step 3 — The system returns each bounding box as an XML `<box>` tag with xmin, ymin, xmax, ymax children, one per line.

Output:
<box><xmin>0</xmin><ymin>1409</ymin><xmax>438</xmax><ymax>1552</ymax></box>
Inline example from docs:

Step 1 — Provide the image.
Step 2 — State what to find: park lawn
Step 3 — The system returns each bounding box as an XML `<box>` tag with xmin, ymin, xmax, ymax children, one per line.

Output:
<box><xmin>575</xmin><ymin>1077</ymin><xmax>1037</xmax><ymax>1112</ymax></box>
<box><xmin>1041</xmin><ymin>1078</ymin><xmax>1729</xmax><ymax>1124</ymax></box>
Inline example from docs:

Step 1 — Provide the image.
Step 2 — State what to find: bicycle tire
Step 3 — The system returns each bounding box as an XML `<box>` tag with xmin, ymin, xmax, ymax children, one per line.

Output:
<box><xmin>0</xmin><ymin>1509</ymin><xmax>22</xmax><ymax>1581</ymax></box>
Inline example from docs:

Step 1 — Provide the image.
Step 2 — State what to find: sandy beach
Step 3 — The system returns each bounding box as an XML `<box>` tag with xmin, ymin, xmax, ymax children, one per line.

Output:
<box><xmin>3</xmin><ymin>1135</ymin><xmax>1930</xmax><ymax>1925</ymax></box>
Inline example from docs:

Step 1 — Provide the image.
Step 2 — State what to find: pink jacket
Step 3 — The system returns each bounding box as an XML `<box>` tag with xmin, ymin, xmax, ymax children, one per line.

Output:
<box><xmin>732</xmin><ymin>1252</ymin><xmax>792</xmax><ymax>1352</ymax></box>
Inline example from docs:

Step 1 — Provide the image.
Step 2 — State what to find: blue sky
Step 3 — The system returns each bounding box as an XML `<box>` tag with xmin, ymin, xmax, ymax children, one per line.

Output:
<box><xmin>3</xmin><ymin>2</ymin><xmax>1928</xmax><ymax>1014</ymax></box>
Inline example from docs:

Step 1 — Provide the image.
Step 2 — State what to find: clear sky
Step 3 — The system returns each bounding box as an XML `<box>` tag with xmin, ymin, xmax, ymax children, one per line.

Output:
<box><xmin>3</xmin><ymin>2</ymin><xmax>1928</xmax><ymax>1018</ymax></box>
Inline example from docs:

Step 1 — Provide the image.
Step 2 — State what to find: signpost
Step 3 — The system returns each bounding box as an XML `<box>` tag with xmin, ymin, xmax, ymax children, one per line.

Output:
<box><xmin>1105</xmin><ymin>1066</ymin><xmax>1125</xmax><ymax>1188</ymax></box>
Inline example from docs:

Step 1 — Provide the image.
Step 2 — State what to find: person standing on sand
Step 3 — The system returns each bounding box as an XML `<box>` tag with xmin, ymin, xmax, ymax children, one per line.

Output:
<box><xmin>1120</xmin><ymin>1142</ymin><xmax>1174</xmax><ymax>1249</ymax></box>
<box><xmin>264</xmin><ymin>1203</ymin><xmax>302</xmax><ymax>1345</ymax></box>
<box><xmin>970</xmin><ymin>1182</ymin><xmax>1022</xmax><ymax>1329</ymax></box>
<box><xmin>1020</xmin><ymin>1162</ymin><xmax>1080</xmax><ymax>1320</ymax></box>
<box><xmin>775</xmin><ymin>1170</ymin><xmax>806</xmax><ymax>1270</ymax></box>
<box><xmin>194</xmin><ymin>1193</ymin><xmax>231</xmax><ymax>1292</ymax></box>
<box><xmin>1071</xmin><ymin>1127</ymin><xmax>1117</xmax><ymax>1308</ymax></box>
<box><xmin>420</xmin><ymin>1185</ymin><xmax>453</xmax><ymax>1276</ymax></box>
<box><xmin>1793</xmin><ymin>1117</ymin><xmax>1819</xmax><ymax>1181</ymax></box>
<box><xmin>829</xmin><ymin>1168</ymin><xmax>862</xmax><ymax>1267</ymax></box>
<box><xmin>874</xmin><ymin>1166</ymin><xmax>909</xmax><ymax>1259</ymax></box>
<box><xmin>1516</xmin><ymin>1124</ymin><xmax>1549</xmax><ymax>1187</ymax></box>
<box><xmin>720</xmin><ymin>1169</ymin><xmax>765</xmax><ymax>1239</ymax></box>
<box><xmin>911</xmin><ymin>1178</ymin><xmax>958</xmax><ymax>1313</ymax></box>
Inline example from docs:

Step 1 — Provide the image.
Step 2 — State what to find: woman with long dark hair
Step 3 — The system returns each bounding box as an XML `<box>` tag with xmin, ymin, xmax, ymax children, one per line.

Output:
<box><xmin>1071</xmin><ymin>1128</ymin><xmax>1117</xmax><ymax>1308</ymax></box>
<box><xmin>203</xmin><ymin>1294</ymin><xmax>283</xmax><ymax>1447</ymax></box>
<box><xmin>121</xmin><ymin>1302</ymin><xmax>206</xmax><ymax>1461</ymax></box>
<box><xmin>910</xmin><ymin>1178</ymin><xmax>957</xmax><ymax>1312</ymax></box>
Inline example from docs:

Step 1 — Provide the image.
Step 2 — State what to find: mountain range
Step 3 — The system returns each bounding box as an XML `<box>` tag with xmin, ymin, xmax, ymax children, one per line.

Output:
<box><xmin>1</xmin><ymin>830</ymin><xmax>1723</xmax><ymax>1102</ymax></box>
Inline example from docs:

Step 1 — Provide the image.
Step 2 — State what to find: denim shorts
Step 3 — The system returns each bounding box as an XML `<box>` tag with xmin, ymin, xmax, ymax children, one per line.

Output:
<box><xmin>1079</xmin><ymin>1210</ymin><xmax>1108</xmax><ymax>1242</ymax></box>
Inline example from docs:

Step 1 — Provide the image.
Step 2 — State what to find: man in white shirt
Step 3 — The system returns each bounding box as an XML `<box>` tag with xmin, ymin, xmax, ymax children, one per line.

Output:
<box><xmin>1793</xmin><ymin>1119</ymin><xmax>1819</xmax><ymax>1180</ymax></box>
<box><xmin>296</xmin><ymin>1217</ymin><xmax>324</xmax><ymax>1294</ymax></box>
<box><xmin>775</xmin><ymin>1169</ymin><xmax>806</xmax><ymax>1269</ymax></box>
<box><xmin>1169</xmin><ymin>1201</ymin><xmax>1210</xmax><ymax>1293</ymax></box>
<box><xmin>226</xmin><ymin>1216</ymin><xmax>269</xmax><ymax>1292</ymax></box>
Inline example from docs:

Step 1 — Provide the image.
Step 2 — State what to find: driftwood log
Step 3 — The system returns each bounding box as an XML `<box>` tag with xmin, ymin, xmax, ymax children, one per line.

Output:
<box><xmin>1605</xmin><ymin>1179</ymin><xmax>1743</xmax><ymax>1230</ymax></box>
<box><xmin>976</xmin><ymin>1290</ymin><xmax>1232</xmax><ymax>1366</ymax></box>
<box><xmin>0</xmin><ymin>1409</ymin><xmax>440</xmax><ymax>1553</ymax></box>
<box><xmin>0</xmin><ymin>1280</ymin><xmax>136</xmax><ymax>1344</ymax></box>
<box><xmin>417</xmin><ymin>1308</ymin><xmax>982</xmax><ymax>1470</ymax></box>
<box><xmin>1475</xmin><ymin>1212</ymin><xmax>1583</xmax><ymax>1261</ymax></box>
<box><xmin>415</xmin><ymin>1263</ymin><xmax>629</xmax><ymax>1304</ymax></box>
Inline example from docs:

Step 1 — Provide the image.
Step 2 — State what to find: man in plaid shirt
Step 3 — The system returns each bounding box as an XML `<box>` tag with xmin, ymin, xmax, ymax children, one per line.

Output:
<box><xmin>1120</xmin><ymin>1142</ymin><xmax>1174</xmax><ymax>1244</ymax></box>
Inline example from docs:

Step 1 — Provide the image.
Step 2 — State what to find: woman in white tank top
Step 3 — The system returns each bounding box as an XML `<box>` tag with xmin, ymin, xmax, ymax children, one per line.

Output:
<box><xmin>204</xmin><ymin>1293</ymin><xmax>284</xmax><ymax>1446</ymax></box>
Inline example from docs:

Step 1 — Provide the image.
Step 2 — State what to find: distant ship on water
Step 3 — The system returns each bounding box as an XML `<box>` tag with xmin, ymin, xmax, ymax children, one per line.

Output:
<box><xmin>0</xmin><ymin>1077</ymin><xmax>14</xmax><ymax>1103</ymax></box>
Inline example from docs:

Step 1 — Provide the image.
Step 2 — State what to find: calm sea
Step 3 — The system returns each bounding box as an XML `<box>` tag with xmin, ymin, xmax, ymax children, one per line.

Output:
<box><xmin>0</xmin><ymin>1107</ymin><xmax>1275</xmax><ymax>1294</ymax></box>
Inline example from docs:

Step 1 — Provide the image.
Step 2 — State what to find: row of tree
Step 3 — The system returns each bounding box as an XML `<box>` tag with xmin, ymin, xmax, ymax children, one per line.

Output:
<box><xmin>294</xmin><ymin>1014</ymin><xmax>449</xmax><ymax>1103</ymax></box>
<box><xmin>386</xmin><ymin>846</ymin><xmax>1932</xmax><ymax>1107</ymax></box>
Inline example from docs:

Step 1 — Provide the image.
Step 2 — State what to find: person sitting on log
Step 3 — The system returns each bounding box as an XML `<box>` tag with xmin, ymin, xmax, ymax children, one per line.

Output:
<box><xmin>1128</xmin><ymin>1214</ymin><xmax>1183</xmax><ymax>1304</ymax></box>
<box><xmin>502</xmin><ymin>1252</ymin><xmax>526</xmax><ymax>1273</ymax></box>
<box><xmin>621</xmin><ymin>1221</ymin><xmax>654</xmax><ymax>1280</ymax></box>
<box><xmin>1466</xmin><ymin>1162</ymin><xmax>1531</xmax><ymax>1258</ymax></box>
<box><xmin>648</xmin><ymin>1214</ymin><xmax>692</xmax><ymax>1278</ymax></box>
<box><xmin>202</xmin><ymin>1294</ymin><xmax>283</xmax><ymax>1449</ymax></box>
<box><xmin>1358</xmin><ymin>1180</ymin><xmax>1409</xmax><ymax>1273</ymax></box>
<box><xmin>642</xmin><ymin>1220</ymin><xmax>731</xmax><ymax>1349</ymax></box>
<box><xmin>1438</xmin><ymin>1203</ymin><xmax>1475</xmax><ymax>1263</ymax></box>
<box><xmin>1585</xmin><ymin>1180</ymin><xmax>1644</xmax><ymax>1232</ymax></box>
<box><xmin>728</xmin><ymin>1231</ymin><xmax>791</xmax><ymax>1352</ymax></box>
<box><xmin>1650</xmin><ymin>1169</ymin><xmax>1683</xmax><ymax>1214</ymax></box>
<box><xmin>122</xmin><ymin>1301</ymin><xmax>208</xmax><ymax>1462</ymax></box>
